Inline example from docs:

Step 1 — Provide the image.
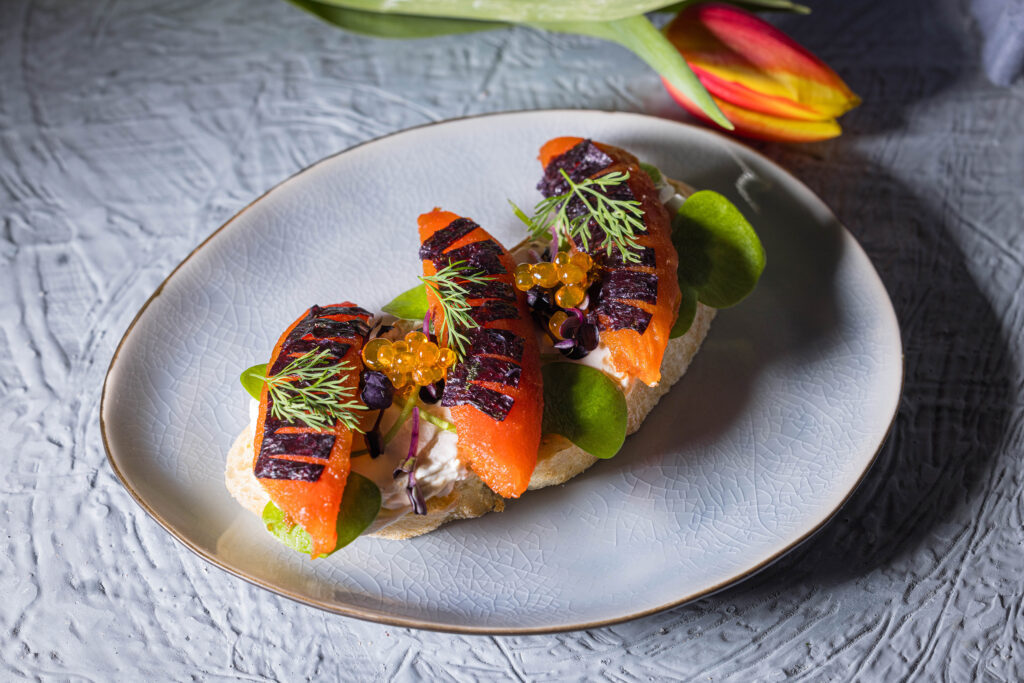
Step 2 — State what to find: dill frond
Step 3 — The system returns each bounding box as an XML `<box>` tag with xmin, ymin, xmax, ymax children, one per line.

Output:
<box><xmin>514</xmin><ymin>170</ymin><xmax>646</xmax><ymax>264</ymax></box>
<box><xmin>264</xmin><ymin>348</ymin><xmax>365</xmax><ymax>432</ymax></box>
<box><xmin>419</xmin><ymin>260</ymin><xmax>495</xmax><ymax>360</ymax></box>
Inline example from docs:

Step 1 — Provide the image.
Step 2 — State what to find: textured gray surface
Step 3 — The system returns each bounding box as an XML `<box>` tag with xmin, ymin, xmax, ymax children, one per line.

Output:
<box><xmin>2</xmin><ymin>0</ymin><xmax>1022</xmax><ymax>679</ymax></box>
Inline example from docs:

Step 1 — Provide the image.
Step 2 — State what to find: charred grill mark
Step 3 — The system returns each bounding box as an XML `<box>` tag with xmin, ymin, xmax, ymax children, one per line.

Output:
<box><xmin>538</xmin><ymin>139</ymin><xmax>614</xmax><ymax>197</ymax></box>
<box><xmin>593</xmin><ymin>300</ymin><xmax>653</xmax><ymax>333</ymax></box>
<box><xmin>290</xmin><ymin>317</ymin><xmax>369</xmax><ymax>341</ymax></box>
<box><xmin>600</xmin><ymin>270</ymin><xmax>658</xmax><ymax>304</ymax></box>
<box><xmin>432</xmin><ymin>239</ymin><xmax>507</xmax><ymax>274</ymax></box>
<box><xmin>604</xmin><ymin>245</ymin><xmax>656</xmax><ymax>268</ymax></box>
<box><xmin>468</xmin><ymin>300</ymin><xmax>518</xmax><ymax>324</ymax></box>
<box><xmin>313</xmin><ymin>305</ymin><xmax>373</xmax><ymax>319</ymax></box>
<box><xmin>418</xmin><ymin>217</ymin><xmax>479</xmax><ymax>260</ymax></box>
<box><xmin>467</xmin><ymin>328</ymin><xmax>524</xmax><ymax>361</ymax></box>
<box><xmin>448</xmin><ymin>356</ymin><xmax>521</xmax><ymax>388</ymax></box>
<box><xmin>460</xmin><ymin>279</ymin><xmax>516</xmax><ymax>302</ymax></box>
<box><xmin>253</xmin><ymin>456</ymin><xmax>325</xmax><ymax>481</ymax></box>
<box><xmin>257</xmin><ymin>305</ymin><xmax>370</xmax><ymax>483</ymax></box>
<box><xmin>260</xmin><ymin>431</ymin><xmax>336</xmax><ymax>459</ymax></box>
<box><xmin>441</xmin><ymin>381</ymin><xmax>516</xmax><ymax>422</ymax></box>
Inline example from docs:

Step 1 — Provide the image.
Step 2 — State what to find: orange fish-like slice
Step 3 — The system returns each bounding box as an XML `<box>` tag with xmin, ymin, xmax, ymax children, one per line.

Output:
<box><xmin>418</xmin><ymin>209</ymin><xmax>542</xmax><ymax>498</ymax></box>
<box><xmin>538</xmin><ymin>137</ymin><xmax>681</xmax><ymax>387</ymax></box>
<box><xmin>252</xmin><ymin>303</ymin><xmax>371</xmax><ymax>556</ymax></box>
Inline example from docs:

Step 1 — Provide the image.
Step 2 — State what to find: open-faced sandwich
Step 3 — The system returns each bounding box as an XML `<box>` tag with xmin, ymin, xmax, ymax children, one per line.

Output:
<box><xmin>225</xmin><ymin>137</ymin><xmax>765</xmax><ymax>557</ymax></box>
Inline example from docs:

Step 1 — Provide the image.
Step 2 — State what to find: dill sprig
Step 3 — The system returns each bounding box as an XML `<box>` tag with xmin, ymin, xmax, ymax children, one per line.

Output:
<box><xmin>264</xmin><ymin>348</ymin><xmax>365</xmax><ymax>432</ymax></box>
<box><xmin>513</xmin><ymin>169</ymin><xmax>646</xmax><ymax>264</ymax></box>
<box><xmin>419</xmin><ymin>261</ymin><xmax>495</xmax><ymax>360</ymax></box>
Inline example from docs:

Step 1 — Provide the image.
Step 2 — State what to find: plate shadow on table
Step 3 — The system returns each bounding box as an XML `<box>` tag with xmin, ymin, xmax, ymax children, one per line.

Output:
<box><xmin>646</xmin><ymin>159</ymin><xmax>1016</xmax><ymax>627</ymax></box>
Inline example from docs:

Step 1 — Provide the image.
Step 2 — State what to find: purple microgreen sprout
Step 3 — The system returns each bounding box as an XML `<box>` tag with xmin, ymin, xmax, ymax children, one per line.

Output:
<box><xmin>393</xmin><ymin>406</ymin><xmax>427</xmax><ymax>515</ymax></box>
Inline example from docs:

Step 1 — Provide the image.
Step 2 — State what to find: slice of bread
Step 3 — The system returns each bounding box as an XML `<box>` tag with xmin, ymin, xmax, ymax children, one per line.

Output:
<box><xmin>225</xmin><ymin>170</ymin><xmax>716</xmax><ymax>543</ymax></box>
<box><xmin>224</xmin><ymin>302</ymin><xmax>713</xmax><ymax>540</ymax></box>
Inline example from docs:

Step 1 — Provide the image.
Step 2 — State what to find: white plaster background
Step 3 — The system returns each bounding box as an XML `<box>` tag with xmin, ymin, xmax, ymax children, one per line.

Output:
<box><xmin>2</xmin><ymin>0</ymin><xmax>1022</xmax><ymax>679</ymax></box>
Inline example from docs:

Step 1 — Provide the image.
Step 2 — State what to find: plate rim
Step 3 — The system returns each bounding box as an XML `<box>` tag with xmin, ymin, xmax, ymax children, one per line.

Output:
<box><xmin>100</xmin><ymin>109</ymin><xmax>904</xmax><ymax>635</ymax></box>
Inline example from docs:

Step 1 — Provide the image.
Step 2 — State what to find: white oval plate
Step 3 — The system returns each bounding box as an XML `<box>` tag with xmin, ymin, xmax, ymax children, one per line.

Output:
<box><xmin>102</xmin><ymin>111</ymin><xmax>902</xmax><ymax>634</ymax></box>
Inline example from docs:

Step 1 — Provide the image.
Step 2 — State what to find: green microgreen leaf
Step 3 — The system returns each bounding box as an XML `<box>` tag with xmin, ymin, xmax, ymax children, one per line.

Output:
<box><xmin>638</xmin><ymin>162</ymin><xmax>663</xmax><ymax>186</ymax></box>
<box><xmin>672</xmin><ymin>190</ymin><xmax>765</xmax><ymax>309</ymax></box>
<box><xmin>669</xmin><ymin>283</ymin><xmax>699</xmax><ymax>338</ymax></box>
<box><xmin>542</xmin><ymin>363</ymin><xmax>627</xmax><ymax>459</ymax></box>
<box><xmin>382</xmin><ymin>283</ymin><xmax>429</xmax><ymax>320</ymax></box>
<box><xmin>261</xmin><ymin>471</ymin><xmax>382</xmax><ymax>557</ymax></box>
<box><xmin>240</xmin><ymin>363</ymin><xmax>268</xmax><ymax>401</ymax></box>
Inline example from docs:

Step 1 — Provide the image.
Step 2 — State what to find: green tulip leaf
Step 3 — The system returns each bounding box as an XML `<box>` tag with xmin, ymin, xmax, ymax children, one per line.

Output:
<box><xmin>261</xmin><ymin>471</ymin><xmax>382</xmax><ymax>557</ymax></box>
<box><xmin>542</xmin><ymin>363</ymin><xmax>627</xmax><ymax>459</ymax></box>
<box><xmin>669</xmin><ymin>283</ymin><xmax>699</xmax><ymax>338</ymax></box>
<box><xmin>538</xmin><ymin>16</ymin><xmax>731</xmax><ymax>130</ymax></box>
<box><xmin>656</xmin><ymin>0</ymin><xmax>810</xmax><ymax>14</ymax></box>
<box><xmin>306</xmin><ymin>0</ymin><xmax>692</xmax><ymax>22</ymax></box>
<box><xmin>240</xmin><ymin>363</ymin><xmax>268</xmax><ymax>401</ymax></box>
<box><xmin>672</xmin><ymin>190</ymin><xmax>765</xmax><ymax>309</ymax></box>
<box><xmin>382</xmin><ymin>283</ymin><xmax>429</xmax><ymax>320</ymax></box>
<box><xmin>289</xmin><ymin>0</ymin><xmax>505</xmax><ymax>38</ymax></box>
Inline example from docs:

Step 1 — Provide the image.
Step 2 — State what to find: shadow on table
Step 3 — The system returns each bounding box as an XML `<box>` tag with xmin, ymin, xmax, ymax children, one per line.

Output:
<box><xmin>655</xmin><ymin>152</ymin><xmax>1017</xmax><ymax>622</ymax></box>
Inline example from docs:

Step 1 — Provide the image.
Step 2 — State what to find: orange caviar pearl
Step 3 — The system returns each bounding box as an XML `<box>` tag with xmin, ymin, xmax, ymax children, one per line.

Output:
<box><xmin>532</xmin><ymin>262</ymin><xmax>559</xmax><ymax>288</ymax></box>
<box><xmin>555</xmin><ymin>284</ymin><xmax>586</xmax><ymax>309</ymax></box>
<box><xmin>514</xmin><ymin>263</ymin><xmax>533</xmax><ymax>291</ymax></box>
<box><xmin>570</xmin><ymin>251</ymin><xmax>593</xmax><ymax>273</ymax></box>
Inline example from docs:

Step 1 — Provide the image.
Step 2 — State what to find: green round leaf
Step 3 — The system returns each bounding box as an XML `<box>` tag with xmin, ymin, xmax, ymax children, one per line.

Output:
<box><xmin>382</xmin><ymin>283</ymin><xmax>429</xmax><ymax>320</ymax></box>
<box><xmin>672</xmin><ymin>190</ymin><xmax>765</xmax><ymax>309</ymax></box>
<box><xmin>334</xmin><ymin>471</ymin><xmax>382</xmax><ymax>549</ymax></box>
<box><xmin>240</xmin><ymin>363</ymin><xmax>268</xmax><ymax>401</ymax></box>
<box><xmin>669</xmin><ymin>283</ymin><xmax>698</xmax><ymax>338</ymax></box>
<box><xmin>261</xmin><ymin>471</ymin><xmax>382</xmax><ymax>558</ymax></box>
<box><xmin>542</xmin><ymin>363</ymin><xmax>627</xmax><ymax>459</ymax></box>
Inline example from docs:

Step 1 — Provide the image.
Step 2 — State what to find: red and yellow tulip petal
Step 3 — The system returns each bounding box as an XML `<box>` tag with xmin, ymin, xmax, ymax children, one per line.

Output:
<box><xmin>665</xmin><ymin>4</ymin><xmax>860</xmax><ymax>121</ymax></box>
<box><xmin>664</xmin><ymin>78</ymin><xmax>843</xmax><ymax>143</ymax></box>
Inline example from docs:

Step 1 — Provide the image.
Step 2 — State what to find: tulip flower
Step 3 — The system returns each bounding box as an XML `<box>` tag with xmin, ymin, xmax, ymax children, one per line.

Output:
<box><xmin>663</xmin><ymin>3</ymin><xmax>861</xmax><ymax>142</ymax></box>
